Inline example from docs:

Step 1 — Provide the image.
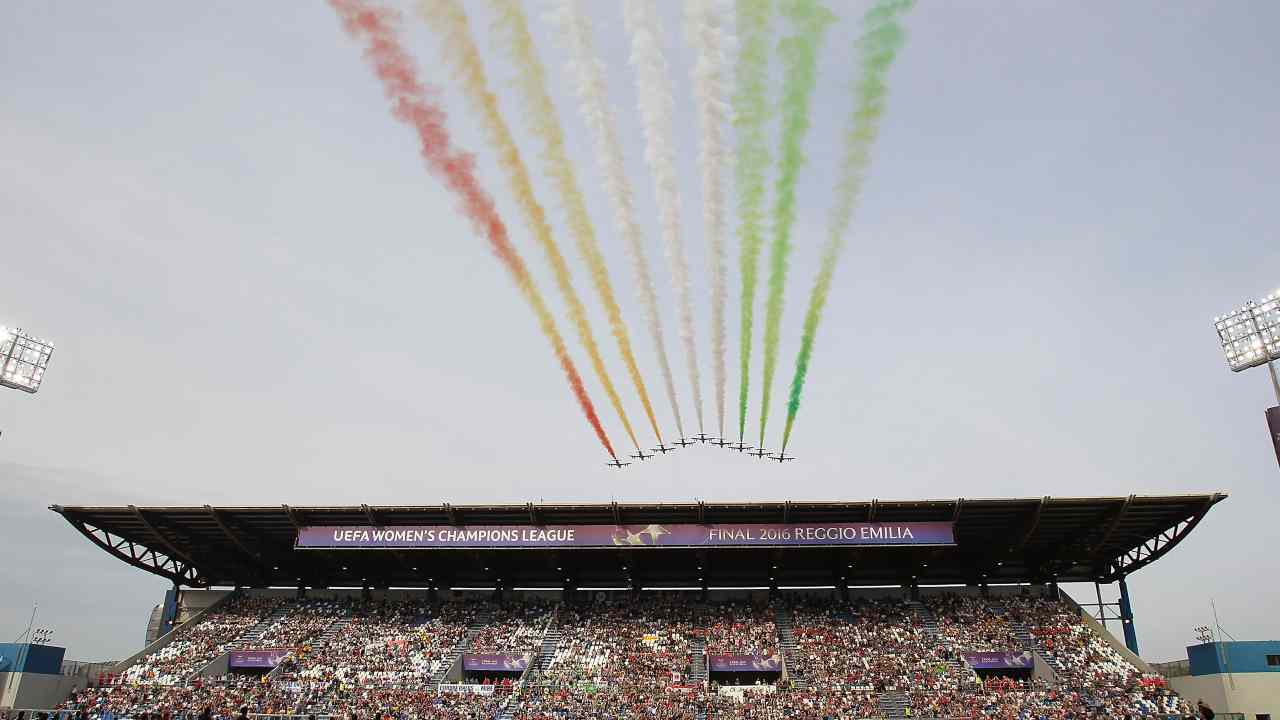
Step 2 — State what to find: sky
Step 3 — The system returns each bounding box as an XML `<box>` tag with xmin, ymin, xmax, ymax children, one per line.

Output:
<box><xmin>1</xmin><ymin>0</ymin><xmax>1277</xmax><ymax>664</ymax></box>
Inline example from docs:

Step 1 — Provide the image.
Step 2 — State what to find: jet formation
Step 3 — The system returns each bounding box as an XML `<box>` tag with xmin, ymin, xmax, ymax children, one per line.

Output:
<box><xmin>604</xmin><ymin>435</ymin><xmax>796</xmax><ymax>468</ymax></box>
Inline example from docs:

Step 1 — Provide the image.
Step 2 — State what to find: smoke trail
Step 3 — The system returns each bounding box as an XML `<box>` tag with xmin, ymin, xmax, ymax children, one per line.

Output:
<box><xmin>488</xmin><ymin>0</ymin><xmax>665</xmax><ymax>446</ymax></box>
<box><xmin>732</xmin><ymin>0</ymin><xmax>771</xmax><ymax>442</ymax></box>
<box><xmin>624</xmin><ymin>0</ymin><xmax>704</xmax><ymax>436</ymax></box>
<box><xmin>418</xmin><ymin>0</ymin><xmax>641</xmax><ymax>453</ymax></box>
<box><xmin>685</xmin><ymin>0</ymin><xmax>736</xmax><ymax>440</ymax></box>
<box><xmin>781</xmin><ymin>0</ymin><xmax>912</xmax><ymax>451</ymax></box>
<box><xmin>327</xmin><ymin>0</ymin><xmax>616</xmax><ymax>458</ymax></box>
<box><xmin>553</xmin><ymin>0</ymin><xmax>683</xmax><ymax>441</ymax></box>
<box><xmin>756</xmin><ymin>0</ymin><xmax>833</xmax><ymax>447</ymax></box>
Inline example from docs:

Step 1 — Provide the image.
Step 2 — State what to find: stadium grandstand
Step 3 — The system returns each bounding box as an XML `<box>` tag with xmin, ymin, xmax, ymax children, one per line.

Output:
<box><xmin>29</xmin><ymin>495</ymin><xmax>1224</xmax><ymax>719</ymax></box>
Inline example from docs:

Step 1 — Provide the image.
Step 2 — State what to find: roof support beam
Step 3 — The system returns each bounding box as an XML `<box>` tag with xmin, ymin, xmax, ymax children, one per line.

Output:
<box><xmin>867</xmin><ymin>499</ymin><xmax>878</xmax><ymax>522</ymax></box>
<box><xmin>611</xmin><ymin>502</ymin><xmax>622</xmax><ymax>526</ymax></box>
<box><xmin>1016</xmin><ymin>497</ymin><xmax>1050</xmax><ymax>551</ymax></box>
<box><xmin>1093</xmin><ymin>494</ymin><xmax>1135</xmax><ymax>554</ymax></box>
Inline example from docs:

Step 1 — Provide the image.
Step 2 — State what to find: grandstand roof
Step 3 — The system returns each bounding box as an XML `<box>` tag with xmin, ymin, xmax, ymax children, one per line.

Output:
<box><xmin>50</xmin><ymin>494</ymin><xmax>1225</xmax><ymax>589</ymax></box>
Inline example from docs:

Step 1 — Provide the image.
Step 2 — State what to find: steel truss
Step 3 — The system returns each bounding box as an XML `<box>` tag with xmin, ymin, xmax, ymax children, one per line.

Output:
<box><xmin>1101</xmin><ymin>497</ymin><xmax>1216</xmax><ymax>581</ymax></box>
<box><xmin>68</xmin><ymin>517</ymin><xmax>205</xmax><ymax>586</ymax></box>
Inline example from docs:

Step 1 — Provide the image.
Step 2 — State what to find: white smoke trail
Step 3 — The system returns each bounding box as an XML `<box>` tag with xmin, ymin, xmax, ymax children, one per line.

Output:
<box><xmin>624</xmin><ymin>0</ymin><xmax>705</xmax><ymax>435</ymax></box>
<box><xmin>684</xmin><ymin>0</ymin><xmax>735</xmax><ymax>440</ymax></box>
<box><xmin>553</xmin><ymin>0</ymin><xmax>685</xmax><ymax>441</ymax></box>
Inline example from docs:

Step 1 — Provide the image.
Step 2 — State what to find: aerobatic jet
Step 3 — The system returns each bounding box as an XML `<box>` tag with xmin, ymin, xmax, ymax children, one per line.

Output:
<box><xmin>712</xmin><ymin>438</ymin><xmax>734</xmax><ymax>448</ymax></box>
<box><xmin>673</xmin><ymin>437</ymin><xmax>695</xmax><ymax>448</ymax></box>
<box><xmin>768</xmin><ymin>453</ymin><xmax>796</xmax><ymax>463</ymax></box>
<box><xmin>652</xmin><ymin>443</ymin><xmax>676</xmax><ymax>455</ymax></box>
<box><xmin>749</xmin><ymin>447</ymin><xmax>771</xmax><ymax>459</ymax></box>
<box><xmin>630</xmin><ymin>450</ymin><xmax>654</xmax><ymax>461</ymax></box>
<box><xmin>730</xmin><ymin>442</ymin><xmax>753</xmax><ymax>453</ymax></box>
<box><xmin>694</xmin><ymin>433</ymin><xmax>713</xmax><ymax>444</ymax></box>
<box><xmin>606</xmin><ymin>459</ymin><xmax>632</xmax><ymax>468</ymax></box>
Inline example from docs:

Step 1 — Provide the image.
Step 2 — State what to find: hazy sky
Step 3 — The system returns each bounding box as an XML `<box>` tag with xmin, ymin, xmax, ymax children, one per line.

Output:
<box><xmin>2</xmin><ymin>0</ymin><xmax>1277</xmax><ymax>663</ymax></box>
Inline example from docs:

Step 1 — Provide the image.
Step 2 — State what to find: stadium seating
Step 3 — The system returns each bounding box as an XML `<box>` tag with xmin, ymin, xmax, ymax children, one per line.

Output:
<box><xmin>57</xmin><ymin>590</ymin><xmax>1199</xmax><ymax>720</ymax></box>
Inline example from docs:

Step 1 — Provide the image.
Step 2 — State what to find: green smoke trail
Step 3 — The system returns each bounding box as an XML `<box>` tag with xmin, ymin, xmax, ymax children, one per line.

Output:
<box><xmin>733</xmin><ymin>0</ymin><xmax>772</xmax><ymax>442</ymax></box>
<box><xmin>756</xmin><ymin>0</ymin><xmax>833</xmax><ymax>448</ymax></box>
<box><xmin>781</xmin><ymin>0</ymin><xmax>913</xmax><ymax>452</ymax></box>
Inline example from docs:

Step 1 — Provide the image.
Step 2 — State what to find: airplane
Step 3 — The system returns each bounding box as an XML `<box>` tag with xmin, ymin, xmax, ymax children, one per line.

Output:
<box><xmin>694</xmin><ymin>433</ymin><xmax>713</xmax><ymax>444</ymax></box>
<box><xmin>606</xmin><ymin>459</ymin><xmax>632</xmax><ymax>468</ymax></box>
<box><xmin>749</xmin><ymin>447</ymin><xmax>771</xmax><ymax>459</ymax></box>
<box><xmin>768</xmin><ymin>453</ymin><xmax>797</xmax><ymax>463</ymax></box>
<box><xmin>712</xmin><ymin>438</ymin><xmax>734</xmax><ymax>448</ymax></box>
<box><xmin>630</xmin><ymin>450</ymin><xmax>654</xmax><ymax>461</ymax></box>
<box><xmin>652</xmin><ymin>443</ymin><xmax>676</xmax><ymax>455</ymax></box>
<box><xmin>730</xmin><ymin>442</ymin><xmax>753</xmax><ymax>453</ymax></box>
<box><xmin>673</xmin><ymin>437</ymin><xmax>696</xmax><ymax>448</ymax></box>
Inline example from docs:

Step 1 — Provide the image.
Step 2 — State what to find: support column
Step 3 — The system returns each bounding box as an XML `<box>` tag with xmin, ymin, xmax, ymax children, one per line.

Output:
<box><xmin>1118</xmin><ymin>576</ymin><xmax>1140</xmax><ymax>656</ymax></box>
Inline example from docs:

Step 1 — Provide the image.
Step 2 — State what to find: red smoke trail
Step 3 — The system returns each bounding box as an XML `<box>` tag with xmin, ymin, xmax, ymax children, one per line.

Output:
<box><xmin>329</xmin><ymin>0</ymin><xmax>616</xmax><ymax>459</ymax></box>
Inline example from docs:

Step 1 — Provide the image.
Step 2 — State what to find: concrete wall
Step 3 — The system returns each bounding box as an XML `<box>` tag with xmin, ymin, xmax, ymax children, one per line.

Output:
<box><xmin>0</xmin><ymin>672</ymin><xmax>88</xmax><ymax>710</ymax></box>
<box><xmin>1168</xmin><ymin>672</ymin><xmax>1280</xmax><ymax>717</ymax></box>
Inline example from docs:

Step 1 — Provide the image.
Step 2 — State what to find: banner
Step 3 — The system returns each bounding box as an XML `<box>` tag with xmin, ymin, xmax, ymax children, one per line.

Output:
<box><xmin>707</xmin><ymin>654</ymin><xmax>783</xmax><ymax>672</ymax></box>
<box><xmin>962</xmin><ymin>651</ymin><xmax>1034</xmax><ymax>670</ymax></box>
<box><xmin>462</xmin><ymin>653</ymin><xmax>530</xmax><ymax>672</ymax></box>
<box><xmin>438</xmin><ymin>683</ymin><xmax>496</xmax><ymax>695</ymax></box>
<box><xmin>229</xmin><ymin>649</ymin><xmax>289</xmax><ymax>669</ymax></box>
<box><xmin>296</xmin><ymin>522</ymin><xmax>954</xmax><ymax>549</ymax></box>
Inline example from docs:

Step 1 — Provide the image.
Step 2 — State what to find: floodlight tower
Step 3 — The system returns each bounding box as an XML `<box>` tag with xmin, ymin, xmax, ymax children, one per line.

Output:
<box><xmin>0</xmin><ymin>325</ymin><xmax>55</xmax><ymax>394</ymax></box>
<box><xmin>1212</xmin><ymin>287</ymin><xmax>1280</xmax><ymax>468</ymax></box>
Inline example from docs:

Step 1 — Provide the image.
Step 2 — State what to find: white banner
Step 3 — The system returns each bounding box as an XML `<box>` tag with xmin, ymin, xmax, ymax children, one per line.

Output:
<box><xmin>438</xmin><ymin>683</ymin><xmax>496</xmax><ymax>696</ymax></box>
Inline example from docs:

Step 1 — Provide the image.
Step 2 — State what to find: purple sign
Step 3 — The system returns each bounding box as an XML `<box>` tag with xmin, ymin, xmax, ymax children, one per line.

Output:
<box><xmin>295</xmin><ymin>522</ymin><xmax>954</xmax><ymax>549</ymax></box>
<box><xmin>229</xmin><ymin>649</ymin><xmax>289</xmax><ymax>669</ymax></box>
<box><xmin>462</xmin><ymin>653</ymin><xmax>530</xmax><ymax>672</ymax></box>
<box><xmin>707</xmin><ymin>654</ymin><xmax>783</xmax><ymax>673</ymax></box>
<box><xmin>962</xmin><ymin>651</ymin><xmax>1034</xmax><ymax>670</ymax></box>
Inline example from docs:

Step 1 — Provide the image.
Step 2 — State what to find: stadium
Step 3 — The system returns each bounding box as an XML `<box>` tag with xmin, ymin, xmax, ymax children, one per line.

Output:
<box><xmin>18</xmin><ymin>494</ymin><xmax>1223</xmax><ymax>718</ymax></box>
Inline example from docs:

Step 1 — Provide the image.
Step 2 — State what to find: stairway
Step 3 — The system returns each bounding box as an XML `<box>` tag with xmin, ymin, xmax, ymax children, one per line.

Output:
<box><xmin>905</xmin><ymin>600</ymin><xmax>940</xmax><ymax>637</ymax></box>
<box><xmin>878</xmin><ymin>690</ymin><xmax>908</xmax><ymax>718</ymax></box>
<box><xmin>773</xmin><ymin>606</ymin><xmax>806</xmax><ymax>688</ymax></box>
<box><xmin>689</xmin><ymin>638</ymin><xmax>708</xmax><ymax>685</ymax></box>
<box><xmin>1009</xmin><ymin>619</ymin><xmax>1066</xmax><ymax>677</ymax></box>
<box><xmin>908</xmin><ymin>599</ymin><xmax>978</xmax><ymax>688</ymax></box>
<box><xmin>233</xmin><ymin>603</ymin><xmax>294</xmax><ymax>646</ymax></box>
<box><xmin>430</xmin><ymin>614</ymin><xmax>490</xmax><ymax>686</ymax></box>
<box><xmin>536</xmin><ymin>626</ymin><xmax>561</xmax><ymax>675</ymax></box>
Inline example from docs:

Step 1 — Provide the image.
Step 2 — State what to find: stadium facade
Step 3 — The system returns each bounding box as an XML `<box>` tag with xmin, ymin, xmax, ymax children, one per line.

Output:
<box><xmin>26</xmin><ymin>494</ymin><xmax>1228</xmax><ymax>719</ymax></box>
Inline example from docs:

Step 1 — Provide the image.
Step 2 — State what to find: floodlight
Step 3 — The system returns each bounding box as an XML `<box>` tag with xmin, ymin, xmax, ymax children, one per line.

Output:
<box><xmin>1214</xmin><ymin>290</ymin><xmax>1280</xmax><ymax>374</ymax></box>
<box><xmin>1214</xmin><ymin>288</ymin><xmax>1280</xmax><ymax>470</ymax></box>
<box><xmin>0</xmin><ymin>325</ymin><xmax>54</xmax><ymax>394</ymax></box>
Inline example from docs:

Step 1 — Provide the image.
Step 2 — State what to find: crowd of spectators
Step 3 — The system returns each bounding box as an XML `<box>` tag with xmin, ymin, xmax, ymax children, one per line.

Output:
<box><xmin>55</xmin><ymin>591</ymin><xmax>1205</xmax><ymax>720</ymax></box>
<box><xmin>61</xmin><ymin>677</ymin><xmax>315</xmax><ymax>718</ymax></box>
<box><xmin>120</xmin><ymin>597</ymin><xmax>287</xmax><ymax>685</ymax></box>
<box><xmin>705</xmin><ymin>687</ymin><xmax>880</xmax><ymax>720</ymax></box>
<box><xmin>542</xmin><ymin>598</ymin><xmax>699</xmax><ymax>688</ymax></box>
<box><xmin>515</xmin><ymin>684</ymin><xmax>701</xmax><ymax>720</ymax></box>
<box><xmin>324</xmin><ymin>688</ymin><xmax>502</xmax><ymax>720</ymax></box>
<box><xmin>238</xmin><ymin>600</ymin><xmax>350</xmax><ymax>652</ymax></box>
<box><xmin>792</xmin><ymin>597</ymin><xmax>962</xmax><ymax>692</ymax></box>
<box><xmin>468</xmin><ymin>600</ymin><xmax>553</xmax><ymax>654</ymax></box>
<box><xmin>925</xmin><ymin>595</ymin><xmax>1020</xmax><ymax>652</ymax></box>
<box><xmin>703</xmin><ymin>602</ymin><xmax>777</xmax><ymax>657</ymax></box>
<box><xmin>290</xmin><ymin>600</ymin><xmax>472</xmax><ymax>687</ymax></box>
